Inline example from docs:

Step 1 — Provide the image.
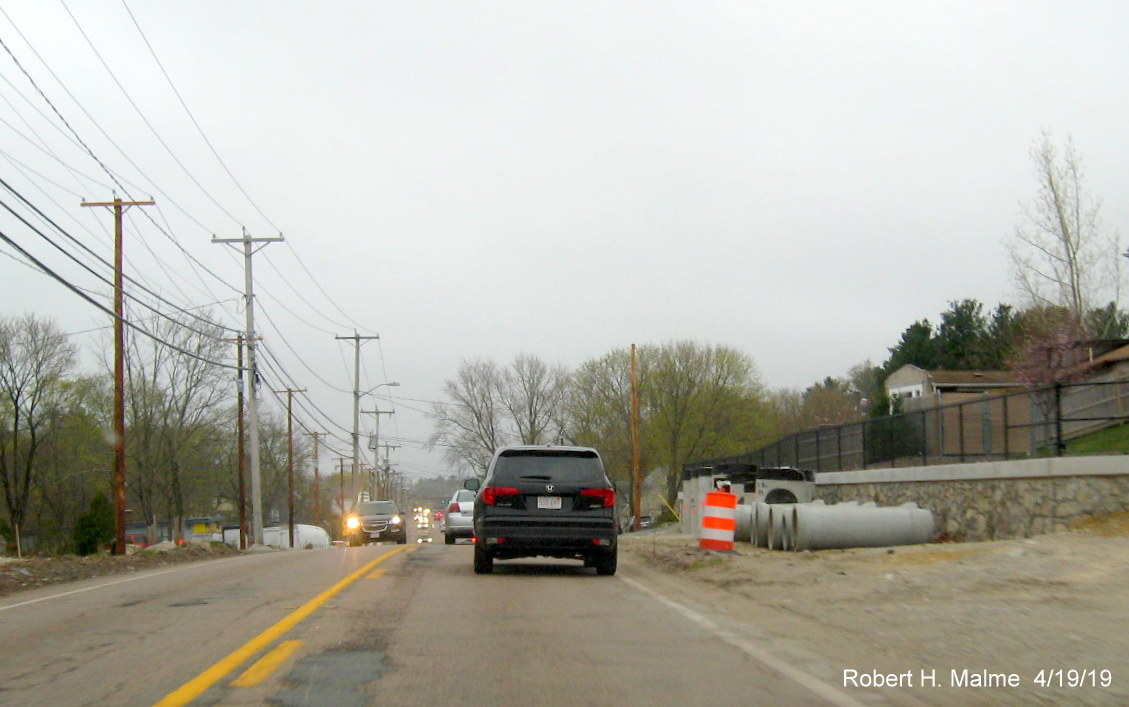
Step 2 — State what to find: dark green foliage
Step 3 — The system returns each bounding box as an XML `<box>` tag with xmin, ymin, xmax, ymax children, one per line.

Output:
<box><xmin>935</xmin><ymin>299</ymin><xmax>992</xmax><ymax>369</ymax></box>
<box><xmin>882</xmin><ymin>299</ymin><xmax>1062</xmax><ymax>378</ymax></box>
<box><xmin>883</xmin><ymin>319</ymin><xmax>937</xmax><ymax>376</ymax></box>
<box><xmin>73</xmin><ymin>492</ymin><xmax>115</xmax><ymax>556</ymax></box>
<box><xmin>986</xmin><ymin>304</ymin><xmax>1024</xmax><ymax>368</ymax></box>
<box><xmin>1087</xmin><ymin>302</ymin><xmax>1129</xmax><ymax>339</ymax></box>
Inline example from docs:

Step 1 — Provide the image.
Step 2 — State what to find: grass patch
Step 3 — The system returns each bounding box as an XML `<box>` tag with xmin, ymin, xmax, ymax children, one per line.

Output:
<box><xmin>690</xmin><ymin>556</ymin><xmax>728</xmax><ymax>571</ymax></box>
<box><xmin>1065</xmin><ymin>423</ymin><xmax>1129</xmax><ymax>455</ymax></box>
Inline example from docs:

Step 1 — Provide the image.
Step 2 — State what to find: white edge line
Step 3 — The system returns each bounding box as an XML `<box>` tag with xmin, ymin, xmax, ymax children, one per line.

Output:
<box><xmin>618</xmin><ymin>574</ymin><xmax>869</xmax><ymax>707</ymax></box>
<box><xmin>0</xmin><ymin>555</ymin><xmax>247</xmax><ymax>612</ymax></box>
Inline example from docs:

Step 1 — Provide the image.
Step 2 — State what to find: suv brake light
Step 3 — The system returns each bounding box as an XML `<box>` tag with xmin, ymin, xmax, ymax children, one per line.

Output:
<box><xmin>580</xmin><ymin>487</ymin><xmax>615</xmax><ymax>508</ymax></box>
<box><xmin>483</xmin><ymin>486</ymin><xmax>520</xmax><ymax>505</ymax></box>
<box><xmin>447</xmin><ymin>502</ymin><xmax>459</xmax><ymax>514</ymax></box>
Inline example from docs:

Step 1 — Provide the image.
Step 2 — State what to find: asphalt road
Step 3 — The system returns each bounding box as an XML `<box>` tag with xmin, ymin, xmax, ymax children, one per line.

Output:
<box><xmin>0</xmin><ymin>530</ymin><xmax>854</xmax><ymax>707</ymax></box>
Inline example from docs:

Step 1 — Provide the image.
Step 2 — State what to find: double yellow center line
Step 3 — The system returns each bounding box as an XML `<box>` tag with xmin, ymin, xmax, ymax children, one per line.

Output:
<box><xmin>152</xmin><ymin>545</ymin><xmax>412</xmax><ymax>707</ymax></box>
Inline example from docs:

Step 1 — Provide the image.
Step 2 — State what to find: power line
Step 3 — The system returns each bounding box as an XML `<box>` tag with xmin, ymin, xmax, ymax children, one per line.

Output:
<box><xmin>0</xmin><ymin>177</ymin><xmax>241</xmax><ymax>336</ymax></box>
<box><xmin>257</xmin><ymin>302</ymin><xmax>352</xmax><ymax>394</ymax></box>
<box><xmin>0</xmin><ymin>22</ymin><xmax>242</xmax><ymax>301</ymax></box>
<box><xmin>60</xmin><ymin>0</ymin><xmax>243</xmax><ymax>228</ymax></box>
<box><xmin>0</xmin><ymin>225</ymin><xmax>237</xmax><ymax>369</ymax></box>
<box><xmin>0</xmin><ymin>193</ymin><xmax>235</xmax><ymax>343</ymax></box>
<box><xmin>120</xmin><ymin>0</ymin><xmax>278</xmax><ymax>233</ymax></box>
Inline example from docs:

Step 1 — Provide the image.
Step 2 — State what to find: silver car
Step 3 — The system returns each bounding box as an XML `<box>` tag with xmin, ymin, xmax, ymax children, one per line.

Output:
<box><xmin>444</xmin><ymin>488</ymin><xmax>475</xmax><ymax>544</ymax></box>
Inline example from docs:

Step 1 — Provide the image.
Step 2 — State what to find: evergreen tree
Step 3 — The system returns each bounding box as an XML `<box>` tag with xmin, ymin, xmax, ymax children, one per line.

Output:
<box><xmin>73</xmin><ymin>492</ymin><xmax>114</xmax><ymax>556</ymax></box>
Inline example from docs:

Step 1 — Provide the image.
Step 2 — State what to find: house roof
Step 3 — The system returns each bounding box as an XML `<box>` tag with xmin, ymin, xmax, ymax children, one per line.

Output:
<box><xmin>928</xmin><ymin>370</ymin><xmax>1019</xmax><ymax>386</ymax></box>
<box><xmin>1086</xmin><ymin>343</ymin><xmax>1129</xmax><ymax>368</ymax></box>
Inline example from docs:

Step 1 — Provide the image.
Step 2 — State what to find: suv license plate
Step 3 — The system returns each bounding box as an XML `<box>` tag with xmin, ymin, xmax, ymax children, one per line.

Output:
<box><xmin>537</xmin><ymin>496</ymin><xmax>562</xmax><ymax>510</ymax></box>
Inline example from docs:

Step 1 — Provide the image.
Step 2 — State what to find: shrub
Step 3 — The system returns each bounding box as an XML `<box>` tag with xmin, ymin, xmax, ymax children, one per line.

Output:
<box><xmin>73</xmin><ymin>493</ymin><xmax>115</xmax><ymax>556</ymax></box>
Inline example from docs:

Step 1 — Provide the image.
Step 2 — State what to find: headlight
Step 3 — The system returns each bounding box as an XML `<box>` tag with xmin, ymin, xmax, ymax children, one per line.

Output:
<box><xmin>345</xmin><ymin>516</ymin><xmax>360</xmax><ymax>530</ymax></box>
<box><xmin>390</xmin><ymin>515</ymin><xmax>402</xmax><ymax>525</ymax></box>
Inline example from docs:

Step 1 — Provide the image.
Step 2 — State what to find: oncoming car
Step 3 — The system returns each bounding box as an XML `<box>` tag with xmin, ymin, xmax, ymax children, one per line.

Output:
<box><xmin>467</xmin><ymin>445</ymin><xmax>619</xmax><ymax>575</ymax></box>
<box><xmin>343</xmin><ymin>500</ymin><xmax>407</xmax><ymax>546</ymax></box>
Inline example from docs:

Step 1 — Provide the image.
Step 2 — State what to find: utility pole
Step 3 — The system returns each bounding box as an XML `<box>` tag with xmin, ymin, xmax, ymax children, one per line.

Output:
<box><xmin>334</xmin><ymin>456</ymin><xmax>352</xmax><ymax>536</ymax></box>
<box><xmin>630</xmin><ymin>343</ymin><xmax>642</xmax><ymax>532</ymax></box>
<box><xmin>362</xmin><ymin>407</ymin><xmax>394</xmax><ymax>497</ymax></box>
<box><xmin>376</xmin><ymin>444</ymin><xmax>400</xmax><ymax>497</ymax></box>
<box><xmin>213</xmin><ymin>229</ymin><xmax>283</xmax><ymax>546</ymax></box>
<box><xmin>222</xmin><ymin>335</ymin><xmax>250</xmax><ymax>550</ymax></box>
<box><xmin>81</xmin><ymin>195</ymin><xmax>154</xmax><ymax>556</ymax></box>
<box><xmin>305</xmin><ymin>431</ymin><xmax>328</xmax><ymax>529</ymax></box>
<box><xmin>335</xmin><ymin>332</ymin><xmax>379</xmax><ymax>510</ymax></box>
<box><xmin>274</xmin><ymin>387</ymin><xmax>305</xmax><ymax>548</ymax></box>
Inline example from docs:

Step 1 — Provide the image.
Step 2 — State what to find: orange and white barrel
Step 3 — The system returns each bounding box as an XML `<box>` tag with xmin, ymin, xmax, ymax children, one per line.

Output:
<box><xmin>699</xmin><ymin>491</ymin><xmax>737</xmax><ymax>551</ymax></box>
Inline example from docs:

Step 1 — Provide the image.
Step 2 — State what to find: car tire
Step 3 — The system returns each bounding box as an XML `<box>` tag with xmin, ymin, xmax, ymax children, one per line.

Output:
<box><xmin>444</xmin><ymin>533</ymin><xmax>455</xmax><ymax>545</ymax></box>
<box><xmin>473</xmin><ymin>543</ymin><xmax>493</xmax><ymax>574</ymax></box>
<box><xmin>397</xmin><ymin>533</ymin><xmax>407</xmax><ymax>545</ymax></box>
<box><xmin>348</xmin><ymin>536</ymin><xmax>360</xmax><ymax>547</ymax></box>
<box><xmin>594</xmin><ymin>548</ymin><xmax>617</xmax><ymax>576</ymax></box>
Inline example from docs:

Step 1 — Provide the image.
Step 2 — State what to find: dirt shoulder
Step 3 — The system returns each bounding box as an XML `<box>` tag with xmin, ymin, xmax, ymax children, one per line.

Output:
<box><xmin>0</xmin><ymin>542</ymin><xmax>243</xmax><ymax>597</ymax></box>
<box><xmin>618</xmin><ymin>511</ymin><xmax>1129</xmax><ymax>706</ymax></box>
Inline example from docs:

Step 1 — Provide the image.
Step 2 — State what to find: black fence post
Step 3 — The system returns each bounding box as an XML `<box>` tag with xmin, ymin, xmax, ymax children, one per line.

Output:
<box><xmin>1054</xmin><ymin>381</ymin><xmax>1065</xmax><ymax>456</ymax></box>
<box><xmin>1002</xmin><ymin>392</ymin><xmax>1010</xmax><ymax>459</ymax></box>
<box><xmin>837</xmin><ymin>424</ymin><xmax>843</xmax><ymax>471</ymax></box>
<box><xmin>861</xmin><ymin>420</ymin><xmax>868</xmax><ymax>470</ymax></box>
<box><xmin>920</xmin><ymin>409</ymin><xmax>928</xmax><ymax>465</ymax></box>
<box><xmin>958</xmin><ymin>399</ymin><xmax>966</xmax><ymax>463</ymax></box>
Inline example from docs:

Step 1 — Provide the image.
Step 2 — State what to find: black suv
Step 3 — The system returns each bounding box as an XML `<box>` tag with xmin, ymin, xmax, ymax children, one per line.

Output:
<box><xmin>343</xmin><ymin>500</ymin><xmax>408</xmax><ymax>546</ymax></box>
<box><xmin>466</xmin><ymin>445</ymin><xmax>619</xmax><ymax>575</ymax></box>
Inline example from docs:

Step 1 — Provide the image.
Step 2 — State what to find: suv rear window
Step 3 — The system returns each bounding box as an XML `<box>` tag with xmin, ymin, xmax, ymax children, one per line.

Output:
<box><xmin>454</xmin><ymin>489</ymin><xmax>476</xmax><ymax>502</ymax></box>
<box><xmin>491</xmin><ymin>449</ymin><xmax>605</xmax><ymax>484</ymax></box>
<box><xmin>356</xmin><ymin>501</ymin><xmax>397</xmax><ymax>515</ymax></box>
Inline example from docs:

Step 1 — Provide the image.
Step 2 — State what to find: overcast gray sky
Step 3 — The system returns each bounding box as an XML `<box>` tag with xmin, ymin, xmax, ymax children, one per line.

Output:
<box><xmin>2</xmin><ymin>1</ymin><xmax>1127</xmax><ymax>480</ymax></box>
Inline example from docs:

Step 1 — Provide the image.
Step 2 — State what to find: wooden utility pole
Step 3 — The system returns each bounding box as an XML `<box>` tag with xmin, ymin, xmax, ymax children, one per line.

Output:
<box><xmin>213</xmin><ymin>229</ymin><xmax>283</xmax><ymax>546</ymax></box>
<box><xmin>222</xmin><ymin>335</ymin><xmax>249</xmax><ymax>550</ymax></box>
<box><xmin>305</xmin><ymin>431</ymin><xmax>328</xmax><ymax>528</ymax></box>
<box><xmin>275</xmin><ymin>387</ymin><xmax>306</xmax><ymax>548</ymax></box>
<box><xmin>630</xmin><ymin>343</ymin><xmax>642</xmax><ymax>532</ymax></box>
<box><xmin>334</xmin><ymin>456</ymin><xmax>352</xmax><ymax>537</ymax></box>
<box><xmin>81</xmin><ymin>196</ymin><xmax>154</xmax><ymax>555</ymax></box>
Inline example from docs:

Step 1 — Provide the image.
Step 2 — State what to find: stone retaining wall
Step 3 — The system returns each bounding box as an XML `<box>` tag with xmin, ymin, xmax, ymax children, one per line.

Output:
<box><xmin>815</xmin><ymin>456</ymin><xmax>1129</xmax><ymax>542</ymax></box>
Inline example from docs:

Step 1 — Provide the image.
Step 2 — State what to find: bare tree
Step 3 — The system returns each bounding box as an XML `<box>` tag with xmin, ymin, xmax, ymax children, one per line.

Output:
<box><xmin>500</xmin><ymin>353</ymin><xmax>569</xmax><ymax>445</ymax></box>
<box><xmin>1007</xmin><ymin>133</ymin><xmax>1118</xmax><ymax>329</ymax></box>
<box><xmin>430</xmin><ymin>358</ymin><xmax>507</xmax><ymax>478</ymax></box>
<box><xmin>0</xmin><ymin>315</ymin><xmax>77</xmax><ymax>553</ymax></box>
<box><xmin>431</xmin><ymin>354</ymin><xmax>571</xmax><ymax>477</ymax></box>
<box><xmin>124</xmin><ymin>311</ymin><xmax>228</xmax><ymax>541</ymax></box>
<box><xmin>566</xmin><ymin>349</ymin><xmax>640</xmax><ymax>495</ymax></box>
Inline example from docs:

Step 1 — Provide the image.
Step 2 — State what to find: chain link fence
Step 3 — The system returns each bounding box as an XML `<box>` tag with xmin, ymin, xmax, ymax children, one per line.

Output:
<box><xmin>692</xmin><ymin>380</ymin><xmax>1129</xmax><ymax>473</ymax></box>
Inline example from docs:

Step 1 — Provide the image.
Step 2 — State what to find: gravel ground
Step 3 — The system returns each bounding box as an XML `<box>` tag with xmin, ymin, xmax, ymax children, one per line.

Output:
<box><xmin>618</xmin><ymin>511</ymin><xmax>1129</xmax><ymax>706</ymax></box>
<box><xmin>0</xmin><ymin>541</ymin><xmax>243</xmax><ymax>596</ymax></box>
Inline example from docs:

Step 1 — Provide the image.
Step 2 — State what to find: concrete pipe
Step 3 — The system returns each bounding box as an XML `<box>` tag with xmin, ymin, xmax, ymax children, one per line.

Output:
<box><xmin>792</xmin><ymin>502</ymin><xmax>935</xmax><ymax>551</ymax></box>
<box><xmin>753</xmin><ymin>502</ymin><xmax>771</xmax><ymax>547</ymax></box>
<box><xmin>767</xmin><ymin>504</ymin><xmax>797</xmax><ymax>551</ymax></box>
<box><xmin>735</xmin><ymin>504</ymin><xmax>754</xmax><ymax>542</ymax></box>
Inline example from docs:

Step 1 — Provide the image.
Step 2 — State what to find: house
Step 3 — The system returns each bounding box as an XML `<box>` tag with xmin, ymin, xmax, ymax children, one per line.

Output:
<box><xmin>885</xmin><ymin>364</ymin><xmax>1021</xmax><ymax>411</ymax></box>
<box><xmin>1072</xmin><ymin>342</ymin><xmax>1129</xmax><ymax>382</ymax></box>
